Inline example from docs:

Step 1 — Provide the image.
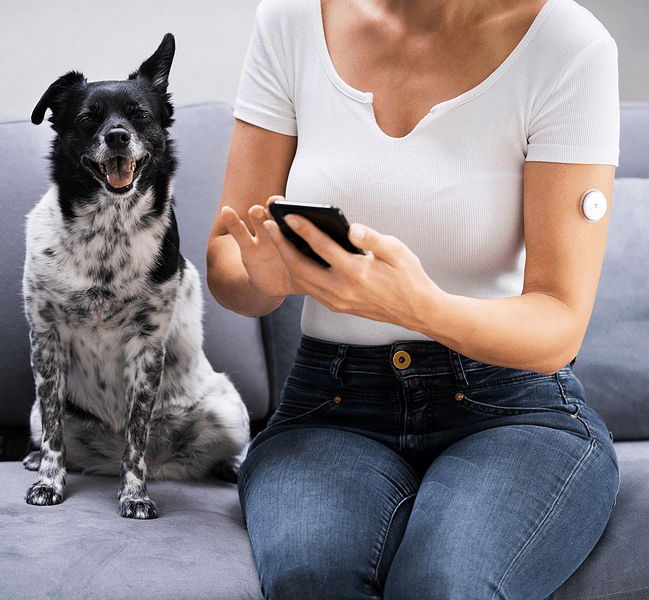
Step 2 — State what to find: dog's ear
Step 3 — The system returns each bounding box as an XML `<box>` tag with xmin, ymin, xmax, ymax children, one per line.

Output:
<box><xmin>32</xmin><ymin>71</ymin><xmax>87</xmax><ymax>126</ymax></box>
<box><xmin>130</xmin><ymin>33</ymin><xmax>175</xmax><ymax>92</ymax></box>
<box><xmin>32</xmin><ymin>72</ymin><xmax>86</xmax><ymax>126</ymax></box>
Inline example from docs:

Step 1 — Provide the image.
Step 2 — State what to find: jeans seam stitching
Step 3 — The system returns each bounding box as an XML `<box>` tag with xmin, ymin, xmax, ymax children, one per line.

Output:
<box><xmin>368</xmin><ymin>493</ymin><xmax>417</xmax><ymax>595</ymax></box>
<box><xmin>491</xmin><ymin>438</ymin><xmax>596</xmax><ymax>600</ymax></box>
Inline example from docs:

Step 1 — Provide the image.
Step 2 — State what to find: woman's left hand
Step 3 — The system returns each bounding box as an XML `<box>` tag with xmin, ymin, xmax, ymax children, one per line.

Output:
<box><xmin>263</xmin><ymin>207</ymin><xmax>441</xmax><ymax>332</ymax></box>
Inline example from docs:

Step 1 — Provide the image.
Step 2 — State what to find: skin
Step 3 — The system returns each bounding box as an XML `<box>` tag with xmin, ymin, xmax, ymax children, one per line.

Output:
<box><xmin>207</xmin><ymin>0</ymin><xmax>615</xmax><ymax>376</ymax></box>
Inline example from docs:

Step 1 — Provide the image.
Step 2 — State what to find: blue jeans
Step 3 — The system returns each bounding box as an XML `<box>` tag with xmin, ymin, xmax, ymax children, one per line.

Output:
<box><xmin>239</xmin><ymin>337</ymin><xmax>619</xmax><ymax>600</ymax></box>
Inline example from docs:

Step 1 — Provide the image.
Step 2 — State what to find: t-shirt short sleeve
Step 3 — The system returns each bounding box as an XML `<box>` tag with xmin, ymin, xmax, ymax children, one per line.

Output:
<box><xmin>234</xmin><ymin>3</ymin><xmax>298</xmax><ymax>137</ymax></box>
<box><xmin>526</xmin><ymin>36</ymin><xmax>619</xmax><ymax>166</ymax></box>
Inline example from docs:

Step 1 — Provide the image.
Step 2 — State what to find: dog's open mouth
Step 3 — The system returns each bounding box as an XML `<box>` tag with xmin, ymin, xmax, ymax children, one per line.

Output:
<box><xmin>100</xmin><ymin>157</ymin><xmax>136</xmax><ymax>189</ymax></box>
<box><xmin>85</xmin><ymin>156</ymin><xmax>148</xmax><ymax>193</ymax></box>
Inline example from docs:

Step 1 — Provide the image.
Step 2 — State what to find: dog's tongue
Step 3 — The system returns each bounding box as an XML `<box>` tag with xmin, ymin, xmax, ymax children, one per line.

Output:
<box><xmin>103</xmin><ymin>157</ymin><xmax>136</xmax><ymax>188</ymax></box>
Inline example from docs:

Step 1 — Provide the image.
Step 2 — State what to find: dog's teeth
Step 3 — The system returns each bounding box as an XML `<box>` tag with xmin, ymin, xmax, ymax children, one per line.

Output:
<box><xmin>99</xmin><ymin>163</ymin><xmax>107</xmax><ymax>176</ymax></box>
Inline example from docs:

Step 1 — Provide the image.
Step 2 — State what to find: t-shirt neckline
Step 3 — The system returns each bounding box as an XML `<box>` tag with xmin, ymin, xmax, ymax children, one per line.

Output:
<box><xmin>312</xmin><ymin>0</ymin><xmax>563</xmax><ymax>138</ymax></box>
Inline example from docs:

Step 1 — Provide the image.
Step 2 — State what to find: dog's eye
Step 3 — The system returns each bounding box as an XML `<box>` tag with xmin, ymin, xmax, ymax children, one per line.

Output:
<box><xmin>132</xmin><ymin>111</ymin><xmax>150</xmax><ymax>122</ymax></box>
<box><xmin>77</xmin><ymin>114</ymin><xmax>100</xmax><ymax>127</ymax></box>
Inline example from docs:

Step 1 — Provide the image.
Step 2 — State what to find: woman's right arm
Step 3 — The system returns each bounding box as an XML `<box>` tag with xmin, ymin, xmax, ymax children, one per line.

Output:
<box><xmin>206</xmin><ymin>118</ymin><xmax>298</xmax><ymax>317</ymax></box>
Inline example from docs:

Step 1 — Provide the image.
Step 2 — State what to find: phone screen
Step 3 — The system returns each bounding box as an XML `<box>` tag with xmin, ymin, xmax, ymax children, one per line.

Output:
<box><xmin>268</xmin><ymin>201</ymin><xmax>364</xmax><ymax>267</ymax></box>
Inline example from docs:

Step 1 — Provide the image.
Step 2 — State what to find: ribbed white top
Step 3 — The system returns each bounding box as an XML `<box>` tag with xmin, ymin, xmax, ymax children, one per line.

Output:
<box><xmin>234</xmin><ymin>0</ymin><xmax>619</xmax><ymax>345</ymax></box>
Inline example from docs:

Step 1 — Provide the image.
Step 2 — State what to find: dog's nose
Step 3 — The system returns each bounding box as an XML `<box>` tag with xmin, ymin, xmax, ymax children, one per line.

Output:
<box><xmin>104</xmin><ymin>127</ymin><xmax>131</xmax><ymax>150</ymax></box>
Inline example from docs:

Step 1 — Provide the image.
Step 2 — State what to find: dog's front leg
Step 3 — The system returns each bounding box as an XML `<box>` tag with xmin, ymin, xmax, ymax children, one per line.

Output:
<box><xmin>118</xmin><ymin>344</ymin><xmax>165</xmax><ymax>519</ymax></box>
<box><xmin>25</xmin><ymin>328</ymin><xmax>69</xmax><ymax>506</ymax></box>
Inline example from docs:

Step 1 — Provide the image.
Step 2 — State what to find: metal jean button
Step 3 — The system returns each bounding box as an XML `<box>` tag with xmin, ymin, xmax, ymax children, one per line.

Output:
<box><xmin>393</xmin><ymin>351</ymin><xmax>412</xmax><ymax>370</ymax></box>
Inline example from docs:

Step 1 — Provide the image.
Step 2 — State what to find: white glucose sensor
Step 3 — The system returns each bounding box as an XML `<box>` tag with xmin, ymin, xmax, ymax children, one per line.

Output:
<box><xmin>580</xmin><ymin>189</ymin><xmax>608</xmax><ymax>223</ymax></box>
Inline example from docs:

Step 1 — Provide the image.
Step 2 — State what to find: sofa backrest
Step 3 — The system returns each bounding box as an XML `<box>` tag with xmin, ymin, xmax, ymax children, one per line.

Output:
<box><xmin>0</xmin><ymin>102</ymin><xmax>278</xmax><ymax>430</ymax></box>
<box><xmin>1</xmin><ymin>102</ymin><xmax>647</xmax><ymax>442</ymax></box>
<box><xmin>572</xmin><ymin>103</ymin><xmax>649</xmax><ymax>441</ymax></box>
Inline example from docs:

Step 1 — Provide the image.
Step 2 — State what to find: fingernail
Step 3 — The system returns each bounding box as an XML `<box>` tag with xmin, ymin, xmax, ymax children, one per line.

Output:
<box><xmin>284</xmin><ymin>215</ymin><xmax>299</xmax><ymax>230</ymax></box>
<box><xmin>350</xmin><ymin>224</ymin><xmax>365</xmax><ymax>242</ymax></box>
<box><xmin>263</xmin><ymin>221</ymin><xmax>275</xmax><ymax>236</ymax></box>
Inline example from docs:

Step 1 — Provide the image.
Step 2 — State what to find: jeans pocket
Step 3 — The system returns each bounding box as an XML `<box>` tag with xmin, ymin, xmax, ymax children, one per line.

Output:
<box><xmin>455</xmin><ymin>393</ymin><xmax>577</xmax><ymax>418</ymax></box>
<box><xmin>455</xmin><ymin>392</ymin><xmax>593</xmax><ymax>439</ymax></box>
<box><xmin>268</xmin><ymin>381</ymin><xmax>341</xmax><ymax>428</ymax></box>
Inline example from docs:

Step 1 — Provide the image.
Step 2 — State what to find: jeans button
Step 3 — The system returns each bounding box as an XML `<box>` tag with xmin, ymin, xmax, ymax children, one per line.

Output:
<box><xmin>393</xmin><ymin>351</ymin><xmax>412</xmax><ymax>369</ymax></box>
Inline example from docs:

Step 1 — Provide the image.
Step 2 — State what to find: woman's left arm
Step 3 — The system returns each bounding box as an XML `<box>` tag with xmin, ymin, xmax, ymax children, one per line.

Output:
<box><xmin>263</xmin><ymin>161</ymin><xmax>615</xmax><ymax>375</ymax></box>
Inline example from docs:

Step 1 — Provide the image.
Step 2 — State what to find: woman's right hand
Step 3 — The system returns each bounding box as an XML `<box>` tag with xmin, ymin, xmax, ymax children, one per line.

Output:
<box><xmin>221</xmin><ymin>201</ymin><xmax>304</xmax><ymax>300</ymax></box>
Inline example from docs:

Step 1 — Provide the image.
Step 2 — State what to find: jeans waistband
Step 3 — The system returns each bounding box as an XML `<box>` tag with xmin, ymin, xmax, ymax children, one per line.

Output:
<box><xmin>299</xmin><ymin>336</ymin><xmax>471</xmax><ymax>386</ymax></box>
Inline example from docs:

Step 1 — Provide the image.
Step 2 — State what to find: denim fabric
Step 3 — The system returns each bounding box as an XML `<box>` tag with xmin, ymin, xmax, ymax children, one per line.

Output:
<box><xmin>239</xmin><ymin>337</ymin><xmax>619</xmax><ymax>600</ymax></box>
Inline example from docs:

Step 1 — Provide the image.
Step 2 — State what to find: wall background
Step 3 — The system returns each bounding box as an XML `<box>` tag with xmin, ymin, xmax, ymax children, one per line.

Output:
<box><xmin>0</xmin><ymin>0</ymin><xmax>646</xmax><ymax>119</ymax></box>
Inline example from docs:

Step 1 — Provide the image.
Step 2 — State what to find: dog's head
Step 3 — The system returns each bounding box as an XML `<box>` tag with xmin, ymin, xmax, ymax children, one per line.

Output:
<box><xmin>32</xmin><ymin>34</ymin><xmax>176</xmax><ymax>197</ymax></box>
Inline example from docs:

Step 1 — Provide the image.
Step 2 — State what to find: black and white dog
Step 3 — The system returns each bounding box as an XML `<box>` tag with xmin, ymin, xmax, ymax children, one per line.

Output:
<box><xmin>22</xmin><ymin>34</ymin><xmax>249</xmax><ymax>519</ymax></box>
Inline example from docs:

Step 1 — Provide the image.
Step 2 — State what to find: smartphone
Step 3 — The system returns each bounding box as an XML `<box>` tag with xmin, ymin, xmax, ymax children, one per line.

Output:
<box><xmin>269</xmin><ymin>200</ymin><xmax>364</xmax><ymax>267</ymax></box>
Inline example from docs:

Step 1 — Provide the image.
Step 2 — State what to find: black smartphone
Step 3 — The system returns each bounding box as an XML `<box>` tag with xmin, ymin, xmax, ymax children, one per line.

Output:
<box><xmin>268</xmin><ymin>200</ymin><xmax>364</xmax><ymax>267</ymax></box>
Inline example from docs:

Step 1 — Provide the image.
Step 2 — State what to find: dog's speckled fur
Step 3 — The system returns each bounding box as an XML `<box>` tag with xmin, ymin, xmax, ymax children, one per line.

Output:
<box><xmin>22</xmin><ymin>34</ymin><xmax>249</xmax><ymax>519</ymax></box>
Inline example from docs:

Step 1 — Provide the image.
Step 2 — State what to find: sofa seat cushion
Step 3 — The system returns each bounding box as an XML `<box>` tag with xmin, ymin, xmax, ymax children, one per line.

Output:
<box><xmin>0</xmin><ymin>462</ymin><xmax>263</xmax><ymax>600</ymax></box>
<box><xmin>3</xmin><ymin>442</ymin><xmax>648</xmax><ymax>600</ymax></box>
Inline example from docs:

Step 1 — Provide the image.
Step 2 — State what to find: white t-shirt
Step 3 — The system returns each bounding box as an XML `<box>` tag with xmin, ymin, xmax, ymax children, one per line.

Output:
<box><xmin>234</xmin><ymin>0</ymin><xmax>620</xmax><ymax>346</ymax></box>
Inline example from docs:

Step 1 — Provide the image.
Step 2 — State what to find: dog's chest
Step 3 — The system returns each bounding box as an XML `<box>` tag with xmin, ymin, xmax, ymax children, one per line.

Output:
<box><xmin>24</xmin><ymin>187</ymin><xmax>180</xmax><ymax>348</ymax></box>
<box><xmin>26</xmin><ymin>188</ymin><xmax>174</xmax><ymax>304</ymax></box>
<box><xmin>67</xmin><ymin>191</ymin><xmax>168</xmax><ymax>287</ymax></box>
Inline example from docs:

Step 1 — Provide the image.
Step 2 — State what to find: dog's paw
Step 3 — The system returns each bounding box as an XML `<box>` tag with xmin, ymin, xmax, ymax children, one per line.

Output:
<box><xmin>213</xmin><ymin>461</ymin><xmax>239</xmax><ymax>484</ymax></box>
<box><xmin>23</xmin><ymin>450</ymin><xmax>41</xmax><ymax>471</ymax></box>
<box><xmin>25</xmin><ymin>482</ymin><xmax>63</xmax><ymax>506</ymax></box>
<box><xmin>119</xmin><ymin>497</ymin><xmax>159</xmax><ymax>520</ymax></box>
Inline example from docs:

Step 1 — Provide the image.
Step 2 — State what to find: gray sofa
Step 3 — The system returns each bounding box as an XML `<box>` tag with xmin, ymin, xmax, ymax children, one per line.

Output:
<box><xmin>1</xmin><ymin>101</ymin><xmax>647</xmax><ymax>600</ymax></box>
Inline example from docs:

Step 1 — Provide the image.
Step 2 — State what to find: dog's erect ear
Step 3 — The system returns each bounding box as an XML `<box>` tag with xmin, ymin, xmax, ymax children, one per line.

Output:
<box><xmin>129</xmin><ymin>33</ymin><xmax>175</xmax><ymax>92</ymax></box>
<box><xmin>32</xmin><ymin>71</ymin><xmax>87</xmax><ymax>125</ymax></box>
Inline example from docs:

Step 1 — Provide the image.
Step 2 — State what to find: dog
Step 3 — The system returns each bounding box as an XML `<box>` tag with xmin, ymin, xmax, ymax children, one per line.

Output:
<box><xmin>22</xmin><ymin>33</ymin><xmax>250</xmax><ymax>519</ymax></box>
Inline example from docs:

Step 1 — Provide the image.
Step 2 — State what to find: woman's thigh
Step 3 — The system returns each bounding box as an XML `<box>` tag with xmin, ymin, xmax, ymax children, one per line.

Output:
<box><xmin>384</xmin><ymin>425</ymin><xmax>619</xmax><ymax>600</ymax></box>
<box><xmin>238</xmin><ymin>427</ymin><xmax>420</xmax><ymax>600</ymax></box>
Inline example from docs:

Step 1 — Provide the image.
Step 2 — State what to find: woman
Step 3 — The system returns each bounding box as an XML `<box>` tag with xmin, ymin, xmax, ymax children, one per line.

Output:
<box><xmin>207</xmin><ymin>0</ymin><xmax>620</xmax><ymax>597</ymax></box>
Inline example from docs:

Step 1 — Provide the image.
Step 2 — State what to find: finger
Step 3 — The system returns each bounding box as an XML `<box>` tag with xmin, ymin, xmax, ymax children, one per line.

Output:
<box><xmin>266</xmin><ymin>195</ymin><xmax>285</xmax><ymax>211</ymax></box>
<box><xmin>221</xmin><ymin>206</ymin><xmax>256</xmax><ymax>251</ymax></box>
<box><xmin>281</xmin><ymin>214</ymin><xmax>355</xmax><ymax>268</ymax></box>
<box><xmin>248</xmin><ymin>204</ymin><xmax>271</xmax><ymax>236</ymax></box>
<box><xmin>348</xmin><ymin>223</ymin><xmax>404</xmax><ymax>265</ymax></box>
<box><xmin>263</xmin><ymin>217</ymin><xmax>306</xmax><ymax>265</ymax></box>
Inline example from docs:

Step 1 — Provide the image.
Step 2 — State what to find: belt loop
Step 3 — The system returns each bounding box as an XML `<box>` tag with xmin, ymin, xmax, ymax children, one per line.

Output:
<box><xmin>330</xmin><ymin>344</ymin><xmax>348</xmax><ymax>387</ymax></box>
<box><xmin>449</xmin><ymin>349</ymin><xmax>469</xmax><ymax>387</ymax></box>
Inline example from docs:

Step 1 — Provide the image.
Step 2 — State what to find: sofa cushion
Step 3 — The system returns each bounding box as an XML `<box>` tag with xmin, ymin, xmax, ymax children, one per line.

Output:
<box><xmin>617</xmin><ymin>103</ymin><xmax>649</xmax><ymax>179</ymax></box>
<box><xmin>573</xmin><ymin>178</ymin><xmax>649</xmax><ymax>441</ymax></box>
<box><xmin>0</xmin><ymin>461</ymin><xmax>264</xmax><ymax>600</ymax></box>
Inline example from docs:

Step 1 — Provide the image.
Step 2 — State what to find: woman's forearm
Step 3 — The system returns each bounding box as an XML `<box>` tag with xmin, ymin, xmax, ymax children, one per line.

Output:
<box><xmin>418</xmin><ymin>288</ymin><xmax>587</xmax><ymax>375</ymax></box>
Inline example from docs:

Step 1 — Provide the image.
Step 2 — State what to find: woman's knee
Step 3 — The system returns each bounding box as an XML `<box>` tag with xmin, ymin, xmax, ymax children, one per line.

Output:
<box><xmin>239</xmin><ymin>427</ymin><xmax>419</xmax><ymax>599</ymax></box>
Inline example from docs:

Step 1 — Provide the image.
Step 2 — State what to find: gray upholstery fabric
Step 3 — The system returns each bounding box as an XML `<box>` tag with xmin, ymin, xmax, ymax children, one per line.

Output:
<box><xmin>617</xmin><ymin>103</ymin><xmax>649</xmax><ymax>179</ymax></box>
<box><xmin>0</xmin><ymin>462</ymin><xmax>263</xmax><ymax>600</ymax></box>
<box><xmin>0</xmin><ymin>116</ymin><xmax>52</xmax><ymax>427</ymax></box>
